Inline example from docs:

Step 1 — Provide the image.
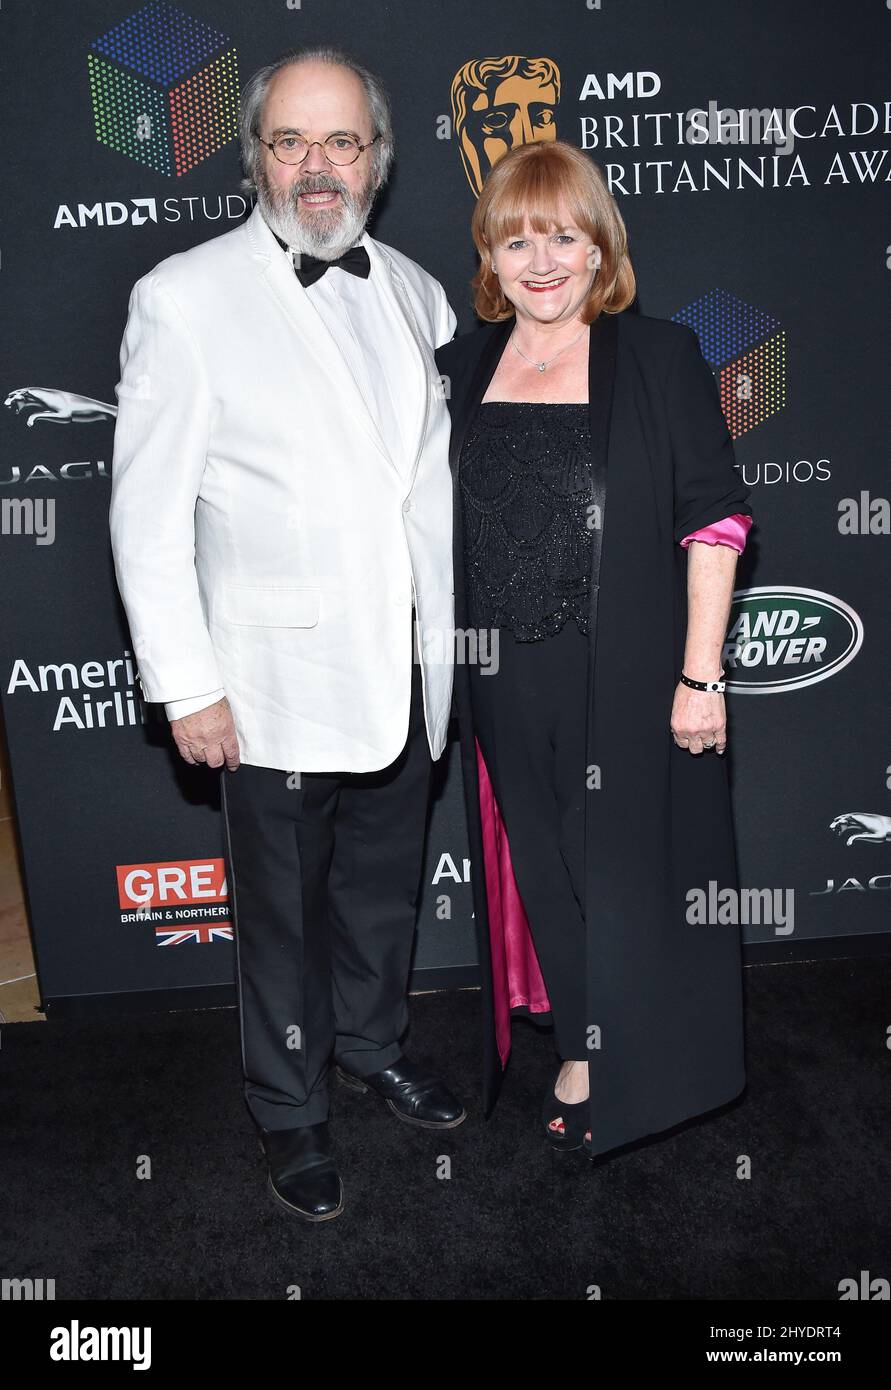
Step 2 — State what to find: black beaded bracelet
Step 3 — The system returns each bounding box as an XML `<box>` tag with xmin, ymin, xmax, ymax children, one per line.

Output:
<box><xmin>680</xmin><ymin>671</ymin><xmax>726</xmax><ymax>693</ymax></box>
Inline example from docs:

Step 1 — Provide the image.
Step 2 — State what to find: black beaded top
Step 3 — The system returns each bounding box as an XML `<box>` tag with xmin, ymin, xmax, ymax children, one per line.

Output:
<box><xmin>459</xmin><ymin>400</ymin><xmax>593</xmax><ymax>641</ymax></box>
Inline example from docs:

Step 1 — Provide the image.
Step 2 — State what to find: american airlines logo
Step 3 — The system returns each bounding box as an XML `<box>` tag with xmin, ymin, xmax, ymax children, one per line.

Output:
<box><xmin>5</xmin><ymin>651</ymin><xmax>145</xmax><ymax>732</ymax></box>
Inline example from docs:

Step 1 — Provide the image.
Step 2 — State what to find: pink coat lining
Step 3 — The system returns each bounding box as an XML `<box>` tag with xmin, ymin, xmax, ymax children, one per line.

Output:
<box><xmin>679</xmin><ymin>513</ymin><xmax>753</xmax><ymax>551</ymax></box>
<box><xmin>475</xmin><ymin>739</ymin><xmax>550</xmax><ymax>1069</ymax></box>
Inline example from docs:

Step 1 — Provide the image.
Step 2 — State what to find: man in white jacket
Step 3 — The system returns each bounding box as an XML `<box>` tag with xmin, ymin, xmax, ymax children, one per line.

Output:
<box><xmin>109</xmin><ymin>46</ymin><xmax>463</xmax><ymax>1222</ymax></box>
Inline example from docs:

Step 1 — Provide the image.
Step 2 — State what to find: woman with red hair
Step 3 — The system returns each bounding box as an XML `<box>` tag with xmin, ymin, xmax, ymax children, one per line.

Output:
<box><xmin>436</xmin><ymin>140</ymin><xmax>753</xmax><ymax>1161</ymax></box>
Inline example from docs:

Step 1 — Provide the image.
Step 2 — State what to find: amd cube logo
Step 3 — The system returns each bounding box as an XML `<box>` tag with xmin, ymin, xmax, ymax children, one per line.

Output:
<box><xmin>116</xmin><ymin>857</ymin><xmax>232</xmax><ymax>945</ymax></box>
<box><xmin>673</xmin><ymin>289</ymin><xmax>786</xmax><ymax>440</ymax></box>
<box><xmin>88</xmin><ymin>0</ymin><xmax>240</xmax><ymax>177</ymax></box>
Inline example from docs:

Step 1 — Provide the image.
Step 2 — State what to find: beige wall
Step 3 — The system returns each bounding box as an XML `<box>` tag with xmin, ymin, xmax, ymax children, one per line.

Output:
<box><xmin>0</xmin><ymin>706</ymin><xmax>42</xmax><ymax>1022</ymax></box>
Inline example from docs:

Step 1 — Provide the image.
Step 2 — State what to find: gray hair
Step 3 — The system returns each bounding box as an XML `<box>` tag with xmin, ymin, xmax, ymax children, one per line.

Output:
<box><xmin>238</xmin><ymin>46</ymin><xmax>395</xmax><ymax>194</ymax></box>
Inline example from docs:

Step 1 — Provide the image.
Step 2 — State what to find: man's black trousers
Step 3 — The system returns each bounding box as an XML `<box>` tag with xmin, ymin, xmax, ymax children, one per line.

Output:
<box><xmin>220</xmin><ymin>659</ymin><xmax>432</xmax><ymax>1131</ymax></box>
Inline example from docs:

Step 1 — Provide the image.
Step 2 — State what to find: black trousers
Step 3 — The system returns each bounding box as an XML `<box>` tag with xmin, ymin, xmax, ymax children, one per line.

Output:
<box><xmin>470</xmin><ymin>619</ymin><xmax>589</xmax><ymax>1061</ymax></box>
<box><xmin>220</xmin><ymin>656</ymin><xmax>431</xmax><ymax>1131</ymax></box>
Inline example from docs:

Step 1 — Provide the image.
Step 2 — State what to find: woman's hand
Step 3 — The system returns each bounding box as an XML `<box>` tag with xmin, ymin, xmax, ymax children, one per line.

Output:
<box><xmin>670</xmin><ymin>683</ymin><xmax>726</xmax><ymax>755</ymax></box>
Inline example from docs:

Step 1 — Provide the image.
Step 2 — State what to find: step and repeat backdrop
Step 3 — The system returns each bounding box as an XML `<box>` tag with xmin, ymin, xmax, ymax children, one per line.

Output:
<box><xmin>1</xmin><ymin>0</ymin><xmax>889</xmax><ymax>1010</ymax></box>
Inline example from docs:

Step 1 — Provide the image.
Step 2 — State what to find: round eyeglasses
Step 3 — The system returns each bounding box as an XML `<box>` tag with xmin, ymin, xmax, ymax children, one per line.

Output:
<box><xmin>257</xmin><ymin>132</ymin><xmax>380</xmax><ymax>167</ymax></box>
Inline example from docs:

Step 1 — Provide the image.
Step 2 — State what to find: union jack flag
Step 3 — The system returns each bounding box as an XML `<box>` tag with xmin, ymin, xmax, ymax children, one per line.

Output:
<box><xmin>155</xmin><ymin>923</ymin><xmax>234</xmax><ymax>946</ymax></box>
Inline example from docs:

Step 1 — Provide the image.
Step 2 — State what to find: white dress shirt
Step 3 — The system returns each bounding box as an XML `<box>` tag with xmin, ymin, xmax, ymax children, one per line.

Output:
<box><xmin>164</xmin><ymin>234</ymin><xmax>427</xmax><ymax>722</ymax></box>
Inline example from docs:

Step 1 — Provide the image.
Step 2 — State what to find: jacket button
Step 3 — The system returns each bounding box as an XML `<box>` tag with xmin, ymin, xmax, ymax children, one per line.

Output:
<box><xmin>402</xmin><ymin>499</ymin><xmax>412</xmax><ymax>512</ymax></box>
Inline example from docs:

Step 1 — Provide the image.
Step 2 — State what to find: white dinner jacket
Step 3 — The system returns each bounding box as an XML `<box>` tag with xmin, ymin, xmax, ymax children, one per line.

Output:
<box><xmin>109</xmin><ymin>201</ymin><xmax>457</xmax><ymax>772</ymax></box>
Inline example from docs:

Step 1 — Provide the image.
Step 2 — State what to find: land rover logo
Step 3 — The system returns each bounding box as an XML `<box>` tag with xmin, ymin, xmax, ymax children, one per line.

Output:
<box><xmin>723</xmin><ymin>586</ymin><xmax>863</xmax><ymax>693</ymax></box>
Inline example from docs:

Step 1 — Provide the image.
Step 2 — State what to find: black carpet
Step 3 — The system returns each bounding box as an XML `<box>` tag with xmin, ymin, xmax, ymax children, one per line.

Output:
<box><xmin>3</xmin><ymin>957</ymin><xmax>890</xmax><ymax>1300</ymax></box>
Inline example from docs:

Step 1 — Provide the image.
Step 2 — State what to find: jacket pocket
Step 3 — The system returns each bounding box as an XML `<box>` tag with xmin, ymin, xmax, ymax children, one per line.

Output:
<box><xmin>221</xmin><ymin>585</ymin><xmax>320</xmax><ymax>627</ymax></box>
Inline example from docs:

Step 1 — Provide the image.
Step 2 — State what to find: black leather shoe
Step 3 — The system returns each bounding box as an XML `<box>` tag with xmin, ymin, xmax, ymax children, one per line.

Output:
<box><xmin>258</xmin><ymin>1121</ymin><xmax>343</xmax><ymax>1221</ymax></box>
<box><xmin>334</xmin><ymin>1056</ymin><xmax>466</xmax><ymax>1128</ymax></box>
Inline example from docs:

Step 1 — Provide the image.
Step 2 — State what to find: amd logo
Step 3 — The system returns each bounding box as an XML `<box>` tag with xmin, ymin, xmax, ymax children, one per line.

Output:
<box><xmin>54</xmin><ymin>199</ymin><xmax>157</xmax><ymax>228</ymax></box>
<box><xmin>579</xmin><ymin>72</ymin><xmax>661</xmax><ymax>100</ymax></box>
<box><xmin>53</xmin><ymin>194</ymin><xmax>253</xmax><ymax>230</ymax></box>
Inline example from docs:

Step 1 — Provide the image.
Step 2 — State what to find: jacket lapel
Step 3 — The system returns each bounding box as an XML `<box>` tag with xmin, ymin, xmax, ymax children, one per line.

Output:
<box><xmin>243</xmin><ymin>204</ymin><xmax>394</xmax><ymax>469</ymax></box>
<box><xmin>448</xmin><ymin>318</ymin><xmax>514</xmax><ymax>473</ymax></box>
<box><xmin>585</xmin><ymin>311</ymin><xmax>619</xmax><ymax>702</ymax></box>
<box><xmin>370</xmin><ymin>241</ymin><xmax>429</xmax><ymax>483</ymax></box>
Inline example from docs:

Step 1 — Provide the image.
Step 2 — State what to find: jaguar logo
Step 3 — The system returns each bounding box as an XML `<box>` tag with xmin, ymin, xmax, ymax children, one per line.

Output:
<box><xmin>829</xmin><ymin>813</ymin><xmax>891</xmax><ymax>846</ymax></box>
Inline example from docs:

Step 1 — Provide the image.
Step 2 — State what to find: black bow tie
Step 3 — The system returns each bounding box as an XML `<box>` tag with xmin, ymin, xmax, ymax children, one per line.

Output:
<box><xmin>271</xmin><ymin>229</ymin><xmax>371</xmax><ymax>287</ymax></box>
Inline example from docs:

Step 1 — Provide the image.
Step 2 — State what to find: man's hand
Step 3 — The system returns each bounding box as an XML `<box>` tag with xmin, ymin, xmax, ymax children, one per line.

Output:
<box><xmin>170</xmin><ymin>697</ymin><xmax>241</xmax><ymax>770</ymax></box>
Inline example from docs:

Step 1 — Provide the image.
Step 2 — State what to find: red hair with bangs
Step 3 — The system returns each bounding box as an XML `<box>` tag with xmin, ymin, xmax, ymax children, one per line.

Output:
<box><xmin>471</xmin><ymin>140</ymin><xmax>636</xmax><ymax>323</ymax></box>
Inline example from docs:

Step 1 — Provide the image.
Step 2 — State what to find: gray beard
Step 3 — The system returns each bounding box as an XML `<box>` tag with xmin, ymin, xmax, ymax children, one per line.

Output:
<box><xmin>255</xmin><ymin>168</ymin><xmax>376</xmax><ymax>260</ymax></box>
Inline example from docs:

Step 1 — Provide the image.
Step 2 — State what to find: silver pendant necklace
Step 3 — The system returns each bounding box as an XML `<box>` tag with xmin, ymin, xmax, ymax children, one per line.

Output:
<box><xmin>511</xmin><ymin>323</ymin><xmax>588</xmax><ymax>372</ymax></box>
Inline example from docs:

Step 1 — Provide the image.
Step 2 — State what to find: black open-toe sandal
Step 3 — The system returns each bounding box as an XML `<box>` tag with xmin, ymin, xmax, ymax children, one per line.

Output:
<box><xmin>542</xmin><ymin>1071</ymin><xmax>589</xmax><ymax>1150</ymax></box>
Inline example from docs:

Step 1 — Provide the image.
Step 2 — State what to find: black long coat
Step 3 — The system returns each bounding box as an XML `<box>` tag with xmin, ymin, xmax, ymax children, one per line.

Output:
<box><xmin>435</xmin><ymin>309</ymin><xmax>754</xmax><ymax>1158</ymax></box>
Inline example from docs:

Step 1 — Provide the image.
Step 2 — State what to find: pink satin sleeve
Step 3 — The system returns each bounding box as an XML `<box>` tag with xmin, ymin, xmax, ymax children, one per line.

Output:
<box><xmin>679</xmin><ymin>513</ymin><xmax>753</xmax><ymax>553</ymax></box>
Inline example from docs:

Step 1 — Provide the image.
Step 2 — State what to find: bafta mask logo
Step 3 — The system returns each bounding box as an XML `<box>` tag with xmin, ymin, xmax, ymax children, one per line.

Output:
<box><xmin>451</xmin><ymin>56</ymin><xmax>561</xmax><ymax>196</ymax></box>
